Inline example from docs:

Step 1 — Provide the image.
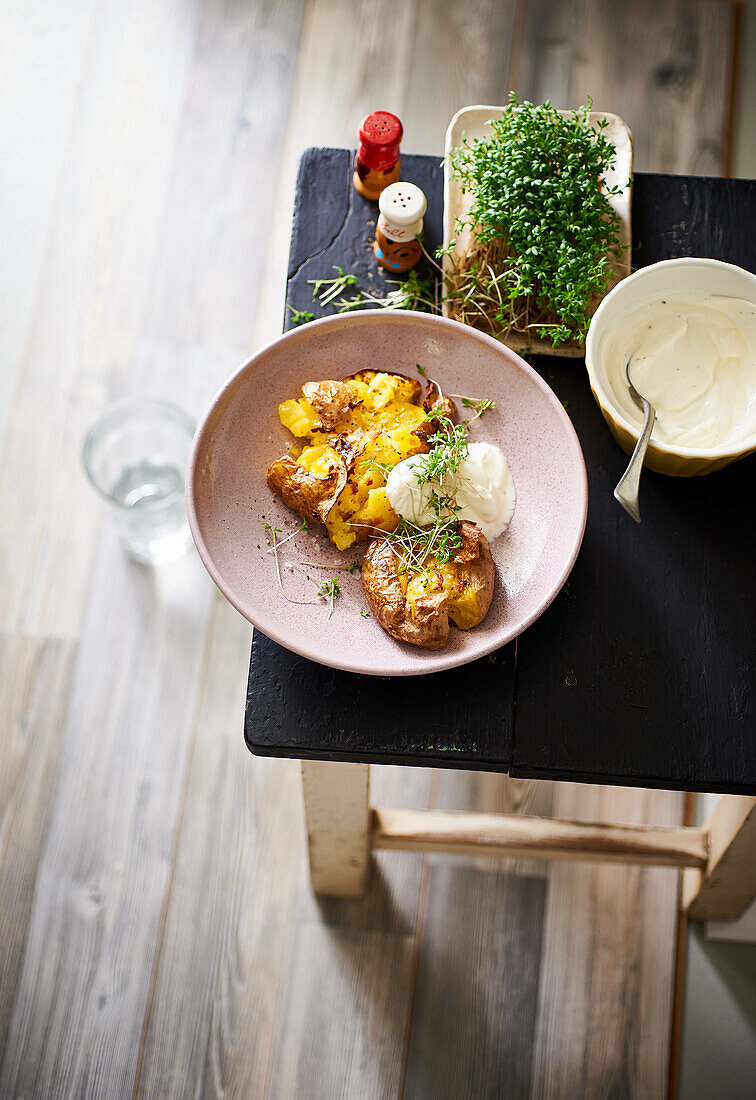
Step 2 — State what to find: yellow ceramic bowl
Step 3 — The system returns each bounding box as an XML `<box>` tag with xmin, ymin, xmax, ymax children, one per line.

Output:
<box><xmin>585</xmin><ymin>258</ymin><xmax>756</xmax><ymax>476</ymax></box>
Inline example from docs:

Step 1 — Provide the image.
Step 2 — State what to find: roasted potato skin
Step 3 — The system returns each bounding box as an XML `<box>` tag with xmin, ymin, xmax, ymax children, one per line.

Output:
<box><xmin>266</xmin><ymin>430</ymin><xmax>364</xmax><ymax>528</ymax></box>
<box><xmin>452</xmin><ymin>522</ymin><xmax>495</xmax><ymax>627</ymax></box>
<box><xmin>361</xmin><ymin>522</ymin><xmax>496</xmax><ymax>650</ymax></box>
<box><xmin>268</xmin><ymin>372</ymin><xmax>499</xmax><ymax>648</ymax></box>
<box><xmin>412</xmin><ymin>381</ymin><xmax>459</xmax><ymax>443</ymax></box>
<box><xmin>298</xmin><ymin>370</ymin><xmax>423</xmax><ymax>433</ymax></box>
<box><xmin>361</xmin><ymin>538</ymin><xmax>450</xmax><ymax>650</ymax></box>
<box><xmin>300</xmin><ymin>379</ymin><xmax>365</xmax><ymax>433</ymax></box>
<box><xmin>423</xmin><ymin>380</ymin><xmax>458</xmax><ymax>423</ymax></box>
<box><xmin>266</xmin><ymin>428</ymin><xmax>408</xmax><ymax>546</ymax></box>
<box><xmin>266</xmin><ymin>455</ymin><xmax>344</xmax><ymax>526</ymax></box>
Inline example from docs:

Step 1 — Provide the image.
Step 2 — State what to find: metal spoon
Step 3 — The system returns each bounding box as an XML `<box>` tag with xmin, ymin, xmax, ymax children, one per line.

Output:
<box><xmin>613</xmin><ymin>358</ymin><xmax>656</xmax><ymax>524</ymax></box>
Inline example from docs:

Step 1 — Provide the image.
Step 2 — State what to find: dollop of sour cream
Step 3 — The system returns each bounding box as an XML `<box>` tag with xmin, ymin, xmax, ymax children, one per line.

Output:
<box><xmin>385</xmin><ymin>441</ymin><xmax>516</xmax><ymax>541</ymax></box>
<box><xmin>600</xmin><ymin>293</ymin><xmax>756</xmax><ymax>450</ymax></box>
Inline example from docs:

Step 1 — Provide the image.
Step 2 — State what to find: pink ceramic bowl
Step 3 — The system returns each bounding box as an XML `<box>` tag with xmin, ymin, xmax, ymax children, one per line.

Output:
<box><xmin>187</xmin><ymin>311</ymin><xmax>588</xmax><ymax>676</ymax></box>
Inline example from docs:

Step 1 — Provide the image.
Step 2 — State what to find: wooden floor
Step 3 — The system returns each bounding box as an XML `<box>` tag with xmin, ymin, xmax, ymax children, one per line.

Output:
<box><xmin>0</xmin><ymin>1</ymin><xmax>738</xmax><ymax>1096</ymax></box>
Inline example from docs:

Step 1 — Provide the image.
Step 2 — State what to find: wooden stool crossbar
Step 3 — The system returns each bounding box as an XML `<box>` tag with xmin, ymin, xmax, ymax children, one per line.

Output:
<box><xmin>301</xmin><ymin>762</ymin><xmax>756</xmax><ymax>920</ymax></box>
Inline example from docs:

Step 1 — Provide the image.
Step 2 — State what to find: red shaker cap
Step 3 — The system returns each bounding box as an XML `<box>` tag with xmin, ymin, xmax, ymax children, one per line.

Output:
<box><xmin>357</xmin><ymin>111</ymin><xmax>403</xmax><ymax>171</ymax></box>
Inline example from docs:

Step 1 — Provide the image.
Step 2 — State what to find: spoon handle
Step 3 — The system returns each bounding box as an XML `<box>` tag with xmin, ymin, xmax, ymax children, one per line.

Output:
<box><xmin>613</xmin><ymin>398</ymin><xmax>655</xmax><ymax>523</ymax></box>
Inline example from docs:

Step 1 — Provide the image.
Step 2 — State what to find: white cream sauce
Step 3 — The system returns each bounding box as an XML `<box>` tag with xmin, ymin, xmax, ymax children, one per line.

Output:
<box><xmin>600</xmin><ymin>293</ymin><xmax>756</xmax><ymax>449</ymax></box>
<box><xmin>385</xmin><ymin>442</ymin><xmax>516</xmax><ymax>540</ymax></box>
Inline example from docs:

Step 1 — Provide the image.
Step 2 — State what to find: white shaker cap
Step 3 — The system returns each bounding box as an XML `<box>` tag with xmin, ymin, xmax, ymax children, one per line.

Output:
<box><xmin>378</xmin><ymin>182</ymin><xmax>427</xmax><ymax>241</ymax></box>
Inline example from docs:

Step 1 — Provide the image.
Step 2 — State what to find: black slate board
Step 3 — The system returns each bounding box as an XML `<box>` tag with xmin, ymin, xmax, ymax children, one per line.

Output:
<box><xmin>245</xmin><ymin>148</ymin><xmax>756</xmax><ymax>794</ymax></box>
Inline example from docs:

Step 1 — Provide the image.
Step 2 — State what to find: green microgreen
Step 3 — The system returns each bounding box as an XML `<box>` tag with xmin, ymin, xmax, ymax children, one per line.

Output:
<box><xmin>360</xmin><ymin>608</ymin><xmax>371</xmax><ymax>617</ymax></box>
<box><xmin>287</xmin><ymin>306</ymin><xmax>315</xmax><ymax>326</ymax></box>
<box><xmin>335</xmin><ymin>292</ymin><xmax>367</xmax><ymax>313</ymax></box>
<box><xmin>356</xmin><ymin>458</ymin><xmax>395</xmax><ymax>477</ymax></box>
<box><xmin>384</xmin><ymin>517</ymin><xmax>464</xmax><ymax>574</ymax></box>
<box><xmin>446</xmin><ymin>93</ymin><xmax>625</xmax><ymax>347</ymax></box>
<box><xmin>263</xmin><ymin>522</ymin><xmax>320</xmax><ymax>607</ymax></box>
<box><xmin>461</xmin><ymin>396</ymin><xmax>496</xmax><ymax>416</ymax></box>
<box><xmin>308</xmin><ymin>266</ymin><xmax>358</xmax><ymax>306</ymax></box>
<box><xmin>317</xmin><ymin>577</ymin><xmax>341</xmax><ymax>618</ymax></box>
<box><xmin>454</xmin><ymin>396</ymin><xmax>498</xmax><ymax>425</ymax></box>
<box><xmin>308</xmin><ymin>266</ymin><xmax>441</xmax><ymax>317</ymax></box>
<box><xmin>264</xmin><ymin>516</ymin><xmax>307</xmax><ymax>555</ymax></box>
<box><xmin>417</xmin><ymin>415</ymin><xmax>469</xmax><ymax>485</ymax></box>
<box><xmin>381</xmin><ymin>268</ymin><xmax>439</xmax><ymax>312</ymax></box>
<box><xmin>372</xmin><ymin>411</ymin><xmax>469</xmax><ymax>580</ymax></box>
<box><xmin>330</xmin><ymin>271</ymin><xmax>440</xmax><ymax>314</ymax></box>
<box><xmin>371</xmin><ymin>385</ymin><xmax>495</xmax><ymax>582</ymax></box>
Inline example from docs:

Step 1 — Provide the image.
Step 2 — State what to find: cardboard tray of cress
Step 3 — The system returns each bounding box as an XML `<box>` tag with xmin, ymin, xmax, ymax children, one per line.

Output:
<box><xmin>442</xmin><ymin>105</ymin><xmax>633</xmax><ymax>357</ymax></box>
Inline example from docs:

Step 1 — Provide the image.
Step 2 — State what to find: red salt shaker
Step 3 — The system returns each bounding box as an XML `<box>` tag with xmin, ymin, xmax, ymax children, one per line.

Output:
<box><xmin>353</xmin><ymin>111</ymin><xmax>403</xmax><ymax>201</ymax></box>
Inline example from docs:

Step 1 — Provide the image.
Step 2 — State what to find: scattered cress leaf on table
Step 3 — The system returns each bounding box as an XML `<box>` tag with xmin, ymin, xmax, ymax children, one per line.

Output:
<box><xmin>305</xmin><ymin>265</ymin><xmax>441</xmax><ymax>317</ymax></box>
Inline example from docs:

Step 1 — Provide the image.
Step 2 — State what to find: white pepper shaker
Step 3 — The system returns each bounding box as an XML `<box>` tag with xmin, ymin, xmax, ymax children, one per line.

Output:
<box><xmin>373</xmin><ymin>182</ymin><xmax>427</xmax><ymax>273</ymax></box>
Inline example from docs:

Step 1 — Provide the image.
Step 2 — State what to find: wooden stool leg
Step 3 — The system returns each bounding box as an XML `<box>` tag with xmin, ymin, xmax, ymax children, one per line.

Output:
<box><xmin>683</xmin><ymin>795</ymin><xmax>756</xmax><ymax>920</ymax></box>
<box><xmin>301</xmin><ymin>761</ymin><xmax>370</xmax><ymax>897</ymax></box>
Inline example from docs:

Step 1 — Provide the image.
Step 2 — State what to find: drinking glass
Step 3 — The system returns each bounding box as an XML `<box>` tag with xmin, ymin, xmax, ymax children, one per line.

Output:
<box><xmin>83</xmin><ymin>399</ymin><xmax>196</xmax><ymax>564</ymax></box>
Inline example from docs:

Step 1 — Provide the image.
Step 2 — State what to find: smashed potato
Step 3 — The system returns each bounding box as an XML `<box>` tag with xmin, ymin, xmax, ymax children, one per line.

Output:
<box><xmin>361</xmin><ymin>522</ymin><xmax>496</xmax><ymax>650</ymax></box>
<box><xmin>268</xmin><ymin>370</ymin><xmax>455</xmax><ymax>550</ymax></box>
<box><xmin>278</xmin><ymin>370</ymin><xmax>424</xmax><ymax>437</ymax></box>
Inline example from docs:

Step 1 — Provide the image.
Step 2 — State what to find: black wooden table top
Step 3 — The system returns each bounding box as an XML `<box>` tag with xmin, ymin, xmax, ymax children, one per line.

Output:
<box><xmin>245</xmin><ymin>147</ymin><xmax>756</xmax><ymax>795</ymax></box>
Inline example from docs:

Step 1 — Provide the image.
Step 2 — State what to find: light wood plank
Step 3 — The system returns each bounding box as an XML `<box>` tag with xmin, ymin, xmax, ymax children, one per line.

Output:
<box><xmin>401</xmin><ymin>0</ymin><xmax>520</xmax><ymax>152</ymax></box>
<box><xmin>685</xmin><ymin>795</ymin><xmax>756</xmax><ymax>920</ymax></box>
<box><xmin>140</xmin><ymin>0</ymin><xmax>306</xmax><ymax>351</ymax></box>
<box><xmin>734</xmin><ymin>0</ymin><xmax>756</xmax><ymax>176</ymax></box>
<box><xmin>0</xmin><ymin>0</ymin><xmax>309</xmax><ymax>1091</ymax></box>
<box><xmin>516</xmin><ymin>0</ymin><xmax>735</xmax><ymax>174</ymax></box>
<box><xmin>403</xmin><ymin>865</ymin><xmax>548</xmax><ymax>1098</ymax></box>
<box><xmin>0</xmin><ymin>0</ymin><xmax>98</xmax><ymax>450</ymax></box>
<box><xmin>529</xmin><ymin>784</ymin><xmax>683</xmax><ymax>1099</ymax></box>
<box><xmin>134</xmin><ymin>598</ymin><xmax>303</xmax><ymax>1100</ymax></box>
<box><xmin>0</xmin><ymin>634</ymin><xmax>76</xmax><ymax>1060</ymax></box>
<box><xmin>136</xmin><ymin>600</ymin><xmax>433</xmax><ymax>1096</ymax></box>
<box><xmin>0</xmin><ymin>538</ymin><xmax>213</xmax><ymax>1098</ymax></box>
<box><xmin>0</xmin><ymin>0</ymin><xmax>201</xmax><ymax>638</ymax></box>
<box><xmin>267</xmin><ymin>923</ymin><xmax>415</xmax><ymax>1100</ymax></box>
<box><xmin>133</xmin><ymin>7</ymin><xmax>438</xmax><ymax>1092</ymax></box>
<box><xmin>372</xmin><ymin>807</ymin><xmax>707</xmax><ymax>867</ymax></box>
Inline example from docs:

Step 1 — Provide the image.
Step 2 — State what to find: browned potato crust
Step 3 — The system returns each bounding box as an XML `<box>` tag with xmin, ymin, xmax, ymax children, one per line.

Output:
<box><xmin>299</xmin><ymin>370</ymin><xmax>423</xmax><ymax>434</ymax></box>
<box><xmin>361</xmin><ymin>539</ymin><xmax>450</xmax><ymax>650</ymax></box>
<box><xmin>362</xmin><ymin>522</ymin><xmax>496</xmax><ymax>650</ymax></box>
<box><xmin>265</xmin><ymin>430</ymin><xmax>366</xmax><ymax>528</ymax></box>
<box><xmin>300</xmin><ymin>379</ymin><xmax>365</xmax><ymax>432</ymax></box>
<box><xmin>422</xmin><ymin>380</ymin><xmax>458</xmax><ymax>423</ymax></box>
<box><xmin>266</xmin><ymin>455</ymin><xmax>345</xmax><ymax>526</ymax></box>
<box><xmin>412</xmin><ymin>381</ymin><xmax>459</xmax><ymax>442</ymax></box>
<box><xmin>459</xmin><ymin>524</ymin><xmax>496</xmax><ymax>615</ymax></box>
